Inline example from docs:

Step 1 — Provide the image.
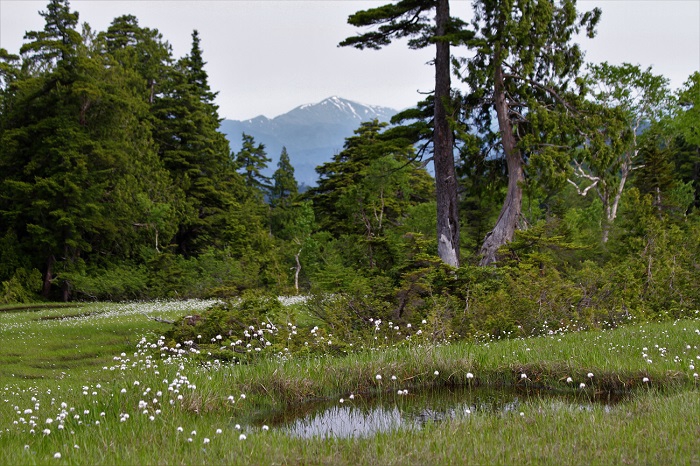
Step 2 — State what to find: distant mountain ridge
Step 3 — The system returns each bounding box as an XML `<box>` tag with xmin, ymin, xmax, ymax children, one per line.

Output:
<box><xmin>220</xmin><ymin>96</ymin><xmax>398</xmax><ymax>186</ymax></box>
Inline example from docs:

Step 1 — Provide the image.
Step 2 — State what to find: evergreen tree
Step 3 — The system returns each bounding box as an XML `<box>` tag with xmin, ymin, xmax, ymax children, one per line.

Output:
<box><xmin>152</xmin><ymin>30</ymin><xmax>245</xmax><ymax>255</ymax></box>
<box><xmin>269</xmin><ymin>146</ymin><xmax>299</xmax><ymax>240</ymax></box>
<box><xmin>341</xmin><ymin>0</ymin><xmax>471</xmax><ymax>267</ymax></box>
<box><xmin>270</xmin><ymin>147</ymin><xmax>298</xmax><ymax>207</ymax></box>
<box><xmin>235</xmin><ymin>133</ymin><xmax>271</xmax><ymax>196</ymax></box>
<box><xmin>308</xmin><ymin>120</ymin><xmax>434</xmax><ymax>271</ymax></box>
<box><xmin>100</xmin><ymin>15</ymin><xmax>172</xmax><ymax>104</ymax></box>
<box><xmin>670</xmin><ymin>73</ymin><xmax>700</xmax><ymax>208</ymax></box>
<box><xmin>460</xmin><ymin>0</ymin><xmax>601</xmax><ymax>265</ymax></box>
<box><xmin>0</xmin><ymin>49</ymin><xmax>20</xmax><ymax>121</ymax></box>
<box><xmin>20</xmin><ymin>0</ymin><xmax>81</xmax><ymax>73</ymax></box>
<box><xmin>0</xmin><ymin>0</ymin><xmax>174</xmax><ymax>299</ymax></box>
<box><xmin>633</xmin><ymin>133</ymin><xmax>677</xmax><ymax>214</ymax></box>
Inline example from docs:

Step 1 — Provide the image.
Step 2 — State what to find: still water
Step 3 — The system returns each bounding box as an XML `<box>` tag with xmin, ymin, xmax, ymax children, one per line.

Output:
<box><xmin>254</xmin><ymin>385</ymin><xmax>624</xmax><ymax>439</ymax></box>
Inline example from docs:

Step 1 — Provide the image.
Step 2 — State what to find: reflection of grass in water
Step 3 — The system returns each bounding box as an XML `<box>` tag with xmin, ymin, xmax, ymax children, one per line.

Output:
<box><xmin>260</xmin><ymin>384</ymin><xmax>631</xmax><ymax>439</ymax></box>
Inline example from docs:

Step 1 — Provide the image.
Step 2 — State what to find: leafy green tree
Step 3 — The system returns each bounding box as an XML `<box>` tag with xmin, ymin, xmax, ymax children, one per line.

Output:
<box><xmin>341</xmin><ymin>0</ymin><xmax>471</xmax><ymax>267</ymax></box>
<box><xmin>459</xmin><ymin>0</ymin><xmax>601</xmax><ymax>265</ymax></box>
<box><xmin>569</xmin><ymin>63</ymin><xmax>670</xmax><ymax>241</ymax></box>
<box><xmin>669</xmin><ymin>73</ymin><xmax>700</xmax><ymax>208</ymax></box>
<box><xmin>274</xmin><ymin>201</ymin><xmax>315</xmax><ymax>293</ymax></box>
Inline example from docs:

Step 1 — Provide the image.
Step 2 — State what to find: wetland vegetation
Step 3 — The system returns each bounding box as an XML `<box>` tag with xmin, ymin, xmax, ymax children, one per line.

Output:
<box><xmin>0</xmin><ymin>300</ymin><xmax>697</xmax><ymax>464</ymax></box>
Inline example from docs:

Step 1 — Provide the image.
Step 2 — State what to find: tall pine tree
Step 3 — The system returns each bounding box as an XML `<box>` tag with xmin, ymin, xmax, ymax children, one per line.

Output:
<box><xmin>152</xmin><ymin>30</ymin><xmax>245</xmax><ymax>255</ymax></box>
<box><xmin>341</xmin><ymin>0</ymin><xmax>471</xmax><ymax>267</ymax></box>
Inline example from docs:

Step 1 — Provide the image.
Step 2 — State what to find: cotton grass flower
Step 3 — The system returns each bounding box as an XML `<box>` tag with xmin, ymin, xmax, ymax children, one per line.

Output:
<box><xmin>579</xmin><ymin>383</ymin><xmax>586</xmax><ymax>389</ymax></box>
<box><xmin>239</xmin><ymin>434</ymin><xmax>247</xmax><ymax>440</ymax></box>
<box><xmin>53</xmin><ymin>452</ymin><xmax>61</xmax><ymax>459</ymax></box>
<box><xmin>466</xmin><ymin>372</ymin><xmax>474</xmax><ymax>379</ymax></box>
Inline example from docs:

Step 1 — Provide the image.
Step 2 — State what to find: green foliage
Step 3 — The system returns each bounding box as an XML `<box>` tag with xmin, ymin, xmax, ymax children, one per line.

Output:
<box><xmin>163</xmin><ymin>291</ymin><xmax>287</xmax><ymax>361</ymax></box>
<box><xmin>0</xmin><ymin>268</ymin><xmax>42</xmax><ymax>304</ymax></box>
<box><xmin>0</xmin><ymin>1</ymin><xmax>699</xmax><ymax>357</ymax></box>
<box><xmin>234</xmin><ymin>133</ymin><xmax>271</xmax><ymax>197</ymax></box>
<box><xmin>458</xmin><ymin>0</ymin><xmax>602</xmax><ymax>264</ymax></box>
<box><xmin>61</xmin><ymin>264</ymin><xmax>149</xmax><ymax>301</ymax></box>
<box><xmin>270</xmin><ymin>147</ymin><xmax>298</xmax><ymax>207</ymax></box>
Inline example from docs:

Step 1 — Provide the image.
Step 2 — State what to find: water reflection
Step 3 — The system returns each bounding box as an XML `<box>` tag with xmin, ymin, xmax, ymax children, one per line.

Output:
<box><xmin>255</xmin><ymin>386</ymin><xmax>625</xmax><ymax>439</ymax></box>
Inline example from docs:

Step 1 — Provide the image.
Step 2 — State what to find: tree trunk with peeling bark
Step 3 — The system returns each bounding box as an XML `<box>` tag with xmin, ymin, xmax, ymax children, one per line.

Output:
<box><xmin>434</xmin><ymin>0</ymin><xmax>460</xmax><ymax>267</ymax></box>
<box><xmin>479</xmin><ymin>60</ymin><xmax>524</xmax><ymax>266</ymax></box>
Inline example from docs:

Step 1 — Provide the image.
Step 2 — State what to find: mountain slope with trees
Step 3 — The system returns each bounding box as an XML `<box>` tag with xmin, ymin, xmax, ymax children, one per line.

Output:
<box><xmin>220</xmin><ymin>96</ymin><xmax>397</xmax><ymax>186</ymax></box>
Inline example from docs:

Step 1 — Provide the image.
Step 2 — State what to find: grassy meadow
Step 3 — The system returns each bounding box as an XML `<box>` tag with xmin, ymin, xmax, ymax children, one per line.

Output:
<box><xmin>0</xmin><ymin>300</ymin><xmax>698</xmax><ymax>465</ymax></box>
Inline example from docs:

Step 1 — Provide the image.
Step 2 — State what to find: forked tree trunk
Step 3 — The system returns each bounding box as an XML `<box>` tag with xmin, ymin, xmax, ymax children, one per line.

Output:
<box><xmin>434</xmin><ymin>0</ymin><xmax>460</xmax><ymax>268</ymax></box>
<box><xmin>479</xmin><ymin>60</ymin><xmax>524</xmax><ymax>266</ymax></box>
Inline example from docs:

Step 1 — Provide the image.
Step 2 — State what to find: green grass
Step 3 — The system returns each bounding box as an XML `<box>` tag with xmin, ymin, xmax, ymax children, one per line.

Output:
<box><xmin>0</xmin><ymin>301</ymin><xmax>697</xmax><ymax>464</ymax></box>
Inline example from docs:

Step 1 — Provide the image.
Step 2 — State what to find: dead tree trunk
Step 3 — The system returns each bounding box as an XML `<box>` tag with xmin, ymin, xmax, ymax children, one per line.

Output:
<box><xmin>294</xmin><ymin>249</ymin><xmax>302</xmax><ymax>294</ymax></box>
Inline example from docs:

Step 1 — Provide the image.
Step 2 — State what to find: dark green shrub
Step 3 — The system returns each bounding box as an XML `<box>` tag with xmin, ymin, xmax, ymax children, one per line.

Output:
<box><xmin>1</xmin><ymin>268</ymin><xmax>42</xmax><ymax>304</ymax></box>
<box><xmin>64</xmin><ymin>265</ymin><xmax>149</xmax><ymax>301</ymax></box>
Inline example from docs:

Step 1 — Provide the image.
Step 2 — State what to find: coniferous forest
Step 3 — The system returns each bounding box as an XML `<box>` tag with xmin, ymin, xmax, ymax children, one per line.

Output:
<box><xmin>1</xmin><ymin>0</ymin><xmax>699</xmax><ymax>338</ymax></box>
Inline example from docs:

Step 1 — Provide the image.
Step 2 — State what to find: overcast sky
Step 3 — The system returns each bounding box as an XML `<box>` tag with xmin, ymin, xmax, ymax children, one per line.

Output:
<box><xmin>1</xmin><ymin>0</ymin><xmax>698</xmax><ymax>120</ymax></box>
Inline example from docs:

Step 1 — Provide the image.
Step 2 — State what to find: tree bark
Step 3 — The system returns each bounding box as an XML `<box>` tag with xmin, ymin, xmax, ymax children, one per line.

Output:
<box><xmin>434</xmin><ymin>0</ymin><xmax>460</xmax><ymax>268</ymax></box>
<box><xmin>42</xmin><ymin>255</ymin><xmax>55</xmax><ymax>298</ymax></box>
<box><xmin>479</xmin><ymin>59</ymin><xmax>524</xmax><ymax>266</ymax></box>
<box><xmin>294</xmin><ymin>249</ymin><xmax>302</xmax><ymax>294</ymax></box>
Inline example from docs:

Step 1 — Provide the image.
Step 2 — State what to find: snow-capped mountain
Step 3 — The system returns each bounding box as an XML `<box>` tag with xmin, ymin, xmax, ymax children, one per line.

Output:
<box><xmin>220</xmin><ymin>97</ymin><xmax>398</xmax><ymax>186</ymax></box>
